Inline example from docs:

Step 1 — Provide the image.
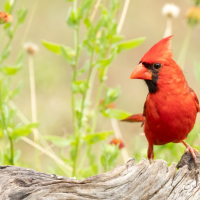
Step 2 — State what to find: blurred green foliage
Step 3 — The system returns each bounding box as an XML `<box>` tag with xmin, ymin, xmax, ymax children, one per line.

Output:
<box><xmin>0</xmin><ymin>0</ymin><xmax>38</xmax><ymax>166</ymax></box>
<box><xmin>43</xmin><ymin>0</ymin><xmax>145</xmax><ymax>178</ymax></box>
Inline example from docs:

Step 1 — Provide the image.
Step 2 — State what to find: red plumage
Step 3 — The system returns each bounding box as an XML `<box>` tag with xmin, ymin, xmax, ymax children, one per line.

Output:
<box><xmin>123</xmin><ymin>36</ymin><xmax>200</xmax><ymax>163</ymax></box>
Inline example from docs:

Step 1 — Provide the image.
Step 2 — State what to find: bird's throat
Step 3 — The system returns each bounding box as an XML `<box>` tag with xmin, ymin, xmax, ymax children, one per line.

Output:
<box><xmin>145</xmin><ymin>75</ymin><xmax>158</xmax><ymax>93</ymax></box>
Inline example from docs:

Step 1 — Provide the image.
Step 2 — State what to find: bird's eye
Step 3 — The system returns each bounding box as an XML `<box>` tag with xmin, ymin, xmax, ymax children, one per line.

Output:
<box><xmin>153</xmin><ymin>63</ymin><xmax>162</xmax><ymax>70</ymax></box>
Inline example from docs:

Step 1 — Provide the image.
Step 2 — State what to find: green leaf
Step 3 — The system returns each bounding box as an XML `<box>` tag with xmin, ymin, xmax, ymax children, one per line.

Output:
<box><xmin>83</xmin><ymin>131</ymin><xmax>114</xmax><ymax>144</ymax></box>
<box><xmin>117</xmin><ymin>37</ymin><xmax>146</xmax><ymax>53</ymax></box>
<box><xmin>103</xmin><ymin>86</ymin><xmax>120</xmax><ymax>106</ymax></box>
<box><xmin>80</xmin><ymin>0</ymin><xmax>93</xmax><ymax>17</ymax></box>
<box><xmin>1</xmin><ymin>65</ymin><xmax>22</xmax><ymax>75</ymax></box>
<box><xmin>84</xmin><ymin>18</ymin><xmax>91</xmax><ymax>28</ymax></box>
<box><xmin>44</xmin><ymin>135</ymin><xmax>73</xmax><ymax>148</ymax></box>
<box><xmin>60</xmin><ymin>46</ymin><xmax>74</xmax><ymax>65</ymax></box>
<box><xmin>66</xmin><ymin>7</ymin><xmax>79</xmax><ymax>28</ymax></box>
<box><xmin>17</xmin><ymin>8</ymin><xmax>28</xmax><ymax>24</ymax></box>
<box><xmin>97</xmin><ymin>52</ymin><xmax>116</xmax><ymax>69</ymax></box>
<box><xmin>102</xmin><ymin>109</ymin><xmax>132</xmax><ymax>120</ymax></box>
<box><xmin>42</xmin><ymin>40</ymin><xmax>61</xmax><ymax>54</ymax></box>
<box><xmin>42</xmin><ymin>40</ymin><xmax>75</xmax><ymax>58</ymax></box>
<box><xmin>12</xmin><ymin>122</ymin><xmax>39</xmax><ymax>139</ymax></box>
<box><xmin>72</xmin><ymin>80</ymin><xmax>88</xmax><ymax>94</ymax></box>
<box><xmin>112</xmin><ymin>35</ymin><xmax>124</xmax><ymax>43</ymax></box>
<box><xmin>4</xmin><ymin>0</ymin><xmax>15</xmax><ymax>13</ymax></box>
<box><xmin>4</xmin><ymin>1</ymin><xmax>11</xmax><ymax>13</ymax></box>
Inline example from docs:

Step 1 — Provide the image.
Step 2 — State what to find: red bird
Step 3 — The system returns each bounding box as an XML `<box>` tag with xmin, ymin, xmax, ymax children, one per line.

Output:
<box><xmin>123</xmin><ymin>36</ymin><xmax>200</xmax><ymax>163</ymax></box>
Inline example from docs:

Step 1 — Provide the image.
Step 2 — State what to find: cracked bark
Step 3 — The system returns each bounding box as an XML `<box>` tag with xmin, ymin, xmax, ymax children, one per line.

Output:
<box><xmin>0</xmin><ymin>152</ymin><xmax>200</xmax><ymax>200</ymax></box>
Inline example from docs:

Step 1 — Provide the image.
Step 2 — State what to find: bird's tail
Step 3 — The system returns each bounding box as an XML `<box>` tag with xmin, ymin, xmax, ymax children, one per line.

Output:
<box><xmin>121</xmin><ymin>113</ymin><xmax>145</xmax><ymax>123</ymax></box>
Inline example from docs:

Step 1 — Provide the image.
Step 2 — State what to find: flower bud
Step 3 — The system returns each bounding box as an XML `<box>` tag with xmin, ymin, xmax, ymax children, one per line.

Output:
<box><xmin>186</xmin><ymin>7</ymin><xmax>200</xmax><ymax>27</ymax></box>
<box><xmin>110</xmin><ymin>138</ymin><xmax>125</xmax><ymax>149</ymax></box>
<box><xmin>0</xmin><ymin>12</ymin><xmax>12</xmax><ymax>24</ymax></box>
<box><xmin>24</xmin><ymin>42</ymin><xmax>39</xmax><ymax>55</ymax></box>
<box><xmin>162</xmin><ymin>3</ymin><xmax>180</xmax><ymax>18</ymax></box>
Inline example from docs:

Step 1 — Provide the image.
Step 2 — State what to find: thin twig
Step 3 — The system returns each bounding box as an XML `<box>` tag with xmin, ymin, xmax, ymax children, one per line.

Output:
<box><xmin>28</xmin><ymin>55</ymin><xmax>39</xmax><ymax>142</ymax></box>
<box><xmin>117</xmin><ymin>0</ymin><xmax>131</xmax><ymax>33</ymax></box>
<box><xmin>90</xmin><ymin>0</ymin><xmax>102</xmax><ymax>21</ymax></box>
<box><xmin>9</xmin><ymin>101</ymin><xmax>71</xmax><ymax>173</ymax></box>
<box><xmin>21</xmin><ymin>137</ymin><xmax>72</xmax><ymax>173</ymax></box>
<box><xmin>163</xmin><ymin>17</ymin><xmax>172</xmax><ymax>38</ymax></box>
<box><xmin>38</xmin><ymin>130</ymin><xmax>67</xmax><ymax>157</ymax></box>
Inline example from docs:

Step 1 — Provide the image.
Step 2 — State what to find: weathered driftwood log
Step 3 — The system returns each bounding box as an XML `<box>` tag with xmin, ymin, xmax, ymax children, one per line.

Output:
<box><xmin>0</xmin><ymin>152</ymin><xmax>200</xmax><ymax>200</ymax></box>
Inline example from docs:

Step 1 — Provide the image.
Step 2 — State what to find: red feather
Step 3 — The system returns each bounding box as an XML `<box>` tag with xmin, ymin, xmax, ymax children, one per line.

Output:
<box><xmin>123</xmin><ymin>36</ymin><xmax>200</xmax><ymax>163</ymax></box>
<box><xmin>140</xmin><ymin>35</ymin><xmax>173</xmax><ymax>64</ymax></box>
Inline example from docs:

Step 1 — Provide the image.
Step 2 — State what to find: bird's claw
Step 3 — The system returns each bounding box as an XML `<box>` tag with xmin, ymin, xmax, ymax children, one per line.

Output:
<box><xmin>184</xmin><ymin>146</ymin><xmax>199</xmax><ymax>163</ymax></box>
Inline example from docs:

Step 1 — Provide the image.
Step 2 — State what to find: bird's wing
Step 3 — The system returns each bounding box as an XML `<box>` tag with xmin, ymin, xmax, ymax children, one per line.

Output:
<box><xmin>189</xmin><ymin>87</ymin><xmax>200</xmax><ymax>112</ymax></box>
<box><xmin>121</xmin><ymin>113</ymin><xmax>145</xmax><ymax>122</ymax></box>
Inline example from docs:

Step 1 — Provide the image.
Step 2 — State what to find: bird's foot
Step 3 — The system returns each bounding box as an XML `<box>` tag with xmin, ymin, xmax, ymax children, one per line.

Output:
<box><xmin>184</xmin><ymin>147</ymin><xmax>199</xmax><ymax>163</ymax></box>
<box><xmin>182</xmin><ymin>141</ymin><xmax>199</xmax><ymax>163</ymax></box>
<box><xmin>149</xmin><ymin>158</ymin><xmax>153</xmax><ymax>165</ymax></box>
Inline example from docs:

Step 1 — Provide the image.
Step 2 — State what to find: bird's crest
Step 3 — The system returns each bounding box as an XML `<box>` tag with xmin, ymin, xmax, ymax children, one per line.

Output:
<box><xmin>140</xmin><ymin>35</ymin><xmax>173</xmax><ymax>64</ymax></box>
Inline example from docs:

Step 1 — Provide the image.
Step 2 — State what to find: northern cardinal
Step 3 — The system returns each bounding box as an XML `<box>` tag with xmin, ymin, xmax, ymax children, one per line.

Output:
<box><xmin>123</xmin><ymin>36</ymin><xmax>200</xmax><ymax>163</ymax></box>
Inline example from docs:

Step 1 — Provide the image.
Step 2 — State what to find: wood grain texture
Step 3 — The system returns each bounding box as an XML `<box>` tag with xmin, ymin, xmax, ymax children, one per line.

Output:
<box><xmin>0</xmin><ymin>151</ymin><xmax>200</xmax><ymax>200</ymax></box>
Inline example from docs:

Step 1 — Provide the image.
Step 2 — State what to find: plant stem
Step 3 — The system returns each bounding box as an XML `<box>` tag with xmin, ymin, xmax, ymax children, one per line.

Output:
<box><xmin>117</xmin><ymin>0</ymin><xmax>131</xmax><ymax>33</ymax></box>
<box><xmin>28</xmin><ymin>55</ymin><xmax>38</xmax><ymax>141</ymax></box>
<box><xmin>28</xmin><ymin>54</ymin><xmax>41</xmax><ymax>170</ymax></box>
<box><xmin>72</xmin><ymin>49</ymin><xmax>94</xmax><ymax>177</ymax></box>
<box><xmin>163</xmin><ymin>16</ymin><xmax>172</xmax><ymax>38</ymax></box>
<box><xmin>0</xmin><ymin>77</ymin><xmax>7</xmax><ymax>136</ymax></box>
<box><xmin>177</xmin><ymin>28</ymin><xmax>192</xmax><ymax>70</ymax></box>
<box><xmin>90</xmin><ymin>0</ymin><xmax>102</xmax><ymax>21</ymax></box>
<box><xmin>91</xmin><ymin>82</ymin><xmax>103</xmax><ymax>133</ymax></box>
<box><xmin>71</xmin><ymin>0</ymin><xmax>81</xmax><ymax>177</ymax></box>
<box><xmin>78</xmin><ymin>48</ymin><xmax>94</xmax><ymax>128</ymax></box>
<box><xmin>71</xmin><ymin>27</ymin><xmax>80</xmax><ymax>133</ymax></box>
<box><xmin>9</xmin><ymin>136</ymin><xmax>14</xmax><ymax>165</ymax></box>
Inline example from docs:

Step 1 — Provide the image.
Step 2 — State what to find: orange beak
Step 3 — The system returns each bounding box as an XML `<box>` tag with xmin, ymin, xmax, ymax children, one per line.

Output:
<box><xmin>130</xmin><ymin>63</ymin><xmax>152</xmax><ymax>80</ymax></box>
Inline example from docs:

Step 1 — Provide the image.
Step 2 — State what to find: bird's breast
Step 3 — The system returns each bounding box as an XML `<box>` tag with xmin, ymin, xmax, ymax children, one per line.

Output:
<box><xmin>144</xmin><ymin>91</ymin><xmax>197</xmax><ymax>145</ymax></box>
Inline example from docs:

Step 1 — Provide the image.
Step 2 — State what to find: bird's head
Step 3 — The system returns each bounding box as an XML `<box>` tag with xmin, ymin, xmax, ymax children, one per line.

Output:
<box><xmin>130</xmin><ymin>36</ymin><xmax>181</xmax><ymax>93</ymax></box>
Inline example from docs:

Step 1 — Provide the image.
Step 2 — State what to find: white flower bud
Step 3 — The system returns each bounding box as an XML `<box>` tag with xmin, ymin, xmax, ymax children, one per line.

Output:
<box><xmin>162</xmin><ymin>3</ymin><xmax>180</xmax><ymax>18</ymax></box>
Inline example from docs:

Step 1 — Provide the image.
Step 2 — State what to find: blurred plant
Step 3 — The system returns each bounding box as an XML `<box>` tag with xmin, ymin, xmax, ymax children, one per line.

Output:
<box><xmin>186</xmin><ymin>6</ymin><xmax>200</xmax><ymax>27</ymax></box>
<box><xmin>0</xmin><ymin>11</ymin><xmax>12</xmax><ymax>24</ymax></box>
<box><xmin>101</xmin><ymin>143</ymin><xmax>120</xmax><ymax>172</ymax></box>
<box><xmin>43</xmin><ymin>0</ymin><xmax>145</xmax><ymax>178</ymax></box>
<box><xmin>110</xmin><ymin>138</ymin><xmax>124</xmax><ymax>149</ymax></box>
<box><xmin>24</xmin><ymin>42</ymin><xmax>40</xmax><ymax>169</ymax></box>
<box><xmin>0</xmin><ymin>0</ymin><xmax>38</xmax><ymax>165</ymax></box>
<box><xmin>24</xmin><ymin>42</ymin><xmax>39</xmax><ymax>143</ymax></box>
<box><xmin>178</xmin><ymin>1</ymin><xmax>200</xmax><ymax>69</ymax></box>
<box><xmin>162</xmin><ymin>3</ymin><xmax>180</xmax><ymax>37</ymax></box>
